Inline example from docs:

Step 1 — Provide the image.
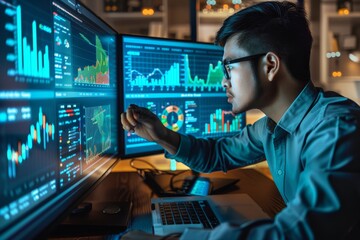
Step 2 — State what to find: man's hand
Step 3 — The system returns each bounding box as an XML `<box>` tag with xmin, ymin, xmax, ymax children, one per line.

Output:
<box><xmin>121</xmin><ymin>104</ymin><xmax>167</xmax><ymax>142</ymax></box>
<box><xmin>120</xmin><ymin>104</ymin><xmax>180</xmax><ymax>155</ymax></box>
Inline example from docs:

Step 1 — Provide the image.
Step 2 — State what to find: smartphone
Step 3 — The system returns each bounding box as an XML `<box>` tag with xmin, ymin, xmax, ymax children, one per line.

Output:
<box><xmin>184</xmin><ymin>176</ymin><xmax>211</xmax><ymax>196</ymax></box>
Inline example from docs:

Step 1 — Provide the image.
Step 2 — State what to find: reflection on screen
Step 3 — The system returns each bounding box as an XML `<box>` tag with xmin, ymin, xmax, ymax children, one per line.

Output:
<box><xmin>121</xmin><ymin>35</ymin><xmax>246</xmax><ymax>157</ymax></box>
<box><xmin>0</xmin><ymin>0</ymin><xmax>118</xmax><ymax>238</ymax></box>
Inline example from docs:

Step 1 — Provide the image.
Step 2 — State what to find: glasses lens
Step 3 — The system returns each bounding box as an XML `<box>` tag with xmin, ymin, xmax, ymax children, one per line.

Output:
<box><xmin>222</xmin><ymin>63</ymin><xmax>230</xmax><ymax>80</ymax></box>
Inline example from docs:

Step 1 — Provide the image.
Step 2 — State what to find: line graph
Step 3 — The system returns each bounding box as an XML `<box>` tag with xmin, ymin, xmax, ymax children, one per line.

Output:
<box><xmin>124</xmin><ymin>49</ymin><xmax>224</xmax><ymax>93</ymax></box>
<box><xmin>129</xmin><ymin>63</ymin><xmax>180</xmax><ymax>91</ymax></box>
<box><xmin>183</xmin><ymin>54</ymin><xmax>223</xmax><ymax>91</ymax></box>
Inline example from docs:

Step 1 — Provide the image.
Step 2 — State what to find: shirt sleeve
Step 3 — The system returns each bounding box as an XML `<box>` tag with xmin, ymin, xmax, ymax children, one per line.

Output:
<box><xmin>180</xmin><ymin>115</ymin><xmax>360</xmax><ymax>239</ymax></box>
<box><xmin>165</xmin><ymin>118</ymin><xmax>267</xmax><ymax>173</ymax></box>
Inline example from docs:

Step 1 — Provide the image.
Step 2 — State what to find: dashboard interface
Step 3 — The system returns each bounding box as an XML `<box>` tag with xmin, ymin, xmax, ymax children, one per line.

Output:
<box><xmin>121</xmin><ymin>35</ymin><xmax>246</xmax><ymax>157</ymax></box>
<box><xmin>0</xmin><ymin>0</ymin><xmax>118</xmax><ymax>238</ymax></box>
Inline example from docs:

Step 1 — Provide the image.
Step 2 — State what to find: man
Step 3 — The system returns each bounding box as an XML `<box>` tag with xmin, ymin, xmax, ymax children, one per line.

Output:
<box><xmin>121</xmin><ymin>1</ymin><xmax>360</xmax><ymax>239</ymax></box>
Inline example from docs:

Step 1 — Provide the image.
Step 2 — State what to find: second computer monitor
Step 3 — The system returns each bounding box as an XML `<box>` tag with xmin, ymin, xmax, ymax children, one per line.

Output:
<box><xmin>120</xmin><ymin>35</ymin><xmax>246</xmax><ymax>157</ymax></box>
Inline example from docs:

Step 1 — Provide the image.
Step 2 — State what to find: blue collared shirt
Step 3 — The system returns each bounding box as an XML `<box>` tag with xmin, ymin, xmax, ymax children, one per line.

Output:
<box><xmin>166</xmin><ymin>82</ymin><xmax>360</xmax><ymax>239</ymax></box>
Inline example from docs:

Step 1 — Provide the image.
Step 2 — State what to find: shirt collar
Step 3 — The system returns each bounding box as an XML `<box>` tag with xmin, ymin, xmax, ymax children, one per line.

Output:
<box><xmin>266</xmin><ymin>82</ymin><xmax>318</xmax><ymax>134</ymax></box>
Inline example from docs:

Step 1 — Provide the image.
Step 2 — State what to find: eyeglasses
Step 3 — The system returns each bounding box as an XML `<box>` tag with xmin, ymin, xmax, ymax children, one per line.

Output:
<box><xmin>222</xmin><ymin>53</ymin><xmax>267</xmax><ymax>80</ymax></box>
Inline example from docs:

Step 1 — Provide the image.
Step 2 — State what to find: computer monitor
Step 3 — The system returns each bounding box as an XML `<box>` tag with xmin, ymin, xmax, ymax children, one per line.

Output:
<box><xmin>119</xmin><ymin>35</ymin><xmax>246</xmax><ymax>158</ymax></box>
<box><xmin>0</xmin><ymin>0</ymin><xmax>119</xmax><ymax>239</ymax></box>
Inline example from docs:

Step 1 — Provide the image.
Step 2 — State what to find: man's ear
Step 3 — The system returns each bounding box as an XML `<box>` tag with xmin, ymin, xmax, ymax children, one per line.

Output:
<box><xmin>263</xmin><ymin>52</ymin><xmax>280</xmax><ymax>82</ymax></box>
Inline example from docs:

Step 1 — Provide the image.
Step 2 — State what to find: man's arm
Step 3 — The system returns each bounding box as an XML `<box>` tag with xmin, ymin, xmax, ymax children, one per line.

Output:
<box><xmin>180</xmin><ymin>115</ymin><xmax>360</xmax><ymax>239</ymax></box>
<box><xmin>165</xmin><ymin>119</ymin><xmax>267</xmax><ymax>173</ymax></box>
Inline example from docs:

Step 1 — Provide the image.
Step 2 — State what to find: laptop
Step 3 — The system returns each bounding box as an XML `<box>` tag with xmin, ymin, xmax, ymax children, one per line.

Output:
<box><xmin>151</xmin><ymin>193</ymin><xmax>269</xmax><ymax>236</ymax></box>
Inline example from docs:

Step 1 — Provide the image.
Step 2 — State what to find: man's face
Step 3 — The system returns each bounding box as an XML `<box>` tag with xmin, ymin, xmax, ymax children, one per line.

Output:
<box><xmin>222</xmin><ymin>36</ymin><xmax>261</xmax><ymax>114</ymax></box>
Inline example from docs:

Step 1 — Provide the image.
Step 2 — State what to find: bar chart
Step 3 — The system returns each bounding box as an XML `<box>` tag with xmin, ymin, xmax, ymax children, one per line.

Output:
<box><xmin>2</xmin><ymin>2</ymin><xmax>52</xmax><ymax>84</ymax></box>
<box><xmin>203</xmin><ymin>109</ymin><xmax>244</xmax><ymax>135</ymax></box>
<box><xmin>16</xmin><ymin>6</ymin><xmax>50</xmax><ymax>79</ymax></box>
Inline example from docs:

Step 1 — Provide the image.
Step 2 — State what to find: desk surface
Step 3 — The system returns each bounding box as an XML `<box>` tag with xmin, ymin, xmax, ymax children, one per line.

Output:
<box><xmin>113</xmin><ymin>154</ymin><xmax>273</xmax><ymax>180</ymax></box>
<box><xmin>76</xmin><ymin>168</ymin><xmax>285</xmax><ymax>235</ymax></box>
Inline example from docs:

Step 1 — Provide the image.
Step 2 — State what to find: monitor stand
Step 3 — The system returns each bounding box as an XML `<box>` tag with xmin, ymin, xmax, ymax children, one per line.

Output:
<box><xmin>50</xmin><ymin>201</ymin><xmax>132</xmax><ymax>237</ymax></box>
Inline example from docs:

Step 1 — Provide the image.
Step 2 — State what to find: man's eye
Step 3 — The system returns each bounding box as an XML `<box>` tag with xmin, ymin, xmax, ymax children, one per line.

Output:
<box><xmin>226</xmin><ymin>65</ymin><xmax>233</xmax><ymax>70</ymax></box>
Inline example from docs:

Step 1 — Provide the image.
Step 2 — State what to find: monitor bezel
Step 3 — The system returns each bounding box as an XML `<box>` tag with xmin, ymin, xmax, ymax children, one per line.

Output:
<box><xmin>118</xmin><ymin>34</ymin><xmax>168</xmax><ymax>159</ymax></box>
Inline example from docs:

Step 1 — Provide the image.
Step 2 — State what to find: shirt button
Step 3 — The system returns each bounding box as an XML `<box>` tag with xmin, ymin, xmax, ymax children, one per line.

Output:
<box><xmin>277</xmin><ymin>169</ymin><xmax>283</xmax><ymax>175</ymax></box>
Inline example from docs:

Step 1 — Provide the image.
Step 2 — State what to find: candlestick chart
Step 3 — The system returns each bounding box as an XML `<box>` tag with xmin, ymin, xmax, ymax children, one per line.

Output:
<box><xmin>3</xmin><ymin>105</ymin><xmax>56</xmax><ymax>180</ymax></box>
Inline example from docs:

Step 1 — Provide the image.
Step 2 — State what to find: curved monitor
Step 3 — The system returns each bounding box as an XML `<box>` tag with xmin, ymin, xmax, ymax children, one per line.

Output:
<box><xmin>119</xmin><ymin>35</ymin><xmax>246</xmax><ymax>158</ymax></box>
<box><xmin>0</xmin><ymin>0</ymin><xmax>119</xmax><ymax>239</ymax></box>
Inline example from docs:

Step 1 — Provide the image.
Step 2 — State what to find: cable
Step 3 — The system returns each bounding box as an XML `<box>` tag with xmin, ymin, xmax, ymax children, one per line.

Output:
<box><xmin>129</xmin><ymin>158</ymin><xmax>179</xmax><ymax>175</ymax></box>
<box><xmin>129</xmin><ymin>158</ymin><xmax>161</xmax><ymax>174</ymax></box>
<box><xmin>169</xmin><ymin>170</ymin><xmax>192</xmax><ymax>192</ymax></box>
<box><xmin>129</xmin><ymin>158</ymin><xmax>196</xmax><ymax>196</ymax></box>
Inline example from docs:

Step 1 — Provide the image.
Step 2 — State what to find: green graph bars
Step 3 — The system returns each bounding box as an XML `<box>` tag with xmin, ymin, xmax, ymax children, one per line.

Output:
<box><xmin>130</xmin><ymin>63</ymin><xmax>180</xmax><ymax>90</ymax></box>
<box><xmin>203</xmin><ymin>109</ymin><xmax>242</xmax><ymax>135</ymax></box>
<box><xmin>129</xmin><ymin>53</ymin><xmax>224</xmax><ymax>91</ymax></box>
<box><xmin>184</xmin><ymin>54</ymin><xmax>223</xmax><ymax>91</ymax></box>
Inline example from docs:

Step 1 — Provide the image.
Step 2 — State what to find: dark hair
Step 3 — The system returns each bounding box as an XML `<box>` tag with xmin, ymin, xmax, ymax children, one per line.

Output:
<box><xmin>215</xmin><ymin>1</ymin><xmax>313</xmax><ymax>82</ymax></box>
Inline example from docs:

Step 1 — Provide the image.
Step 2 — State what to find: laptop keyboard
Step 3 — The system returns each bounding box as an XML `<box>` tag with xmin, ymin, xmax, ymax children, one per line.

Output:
<box><xmin>158</xmin><ymin>200</ymin><xmax>220</xmax><ymax>229</ymax></box>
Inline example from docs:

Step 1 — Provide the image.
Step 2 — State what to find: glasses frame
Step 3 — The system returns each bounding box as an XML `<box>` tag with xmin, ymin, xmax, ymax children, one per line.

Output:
<box><xmin>222</xmin><ymin>53</ymin><xmax>267</xmax><ymax>80</ymax></box>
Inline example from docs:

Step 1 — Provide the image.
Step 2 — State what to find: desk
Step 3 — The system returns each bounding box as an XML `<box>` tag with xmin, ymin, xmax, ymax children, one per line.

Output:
<box><xmin>52</xmin><ymin>168</ymin><xmax>285</xmax><ymax>237</ymax></box>
<box><xmin>113</xmin><ymin>154</ymin><xmax>273</xmax><ymax>180</ymax></box>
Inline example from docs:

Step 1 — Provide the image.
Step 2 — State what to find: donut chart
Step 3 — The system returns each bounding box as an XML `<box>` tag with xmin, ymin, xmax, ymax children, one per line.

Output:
<box><xmin>161</xmin><ymin>105</ymin><xmax>184</xmax><ymax>132</ymax></box>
